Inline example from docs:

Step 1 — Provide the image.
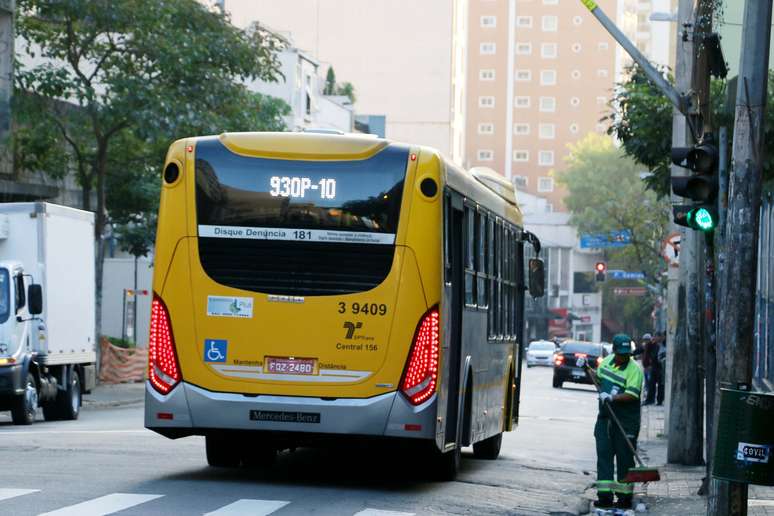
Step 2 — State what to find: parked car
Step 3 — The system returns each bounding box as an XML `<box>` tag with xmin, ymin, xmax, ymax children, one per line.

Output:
<box><xmin>526</xmin><ymin>340</ymin><xmax>557</xmax><ymax>367</ymax></box>
<box><xmin>552</xmin><ymin>341</ymin><xmax>607</xmax><ymax>388</ymax></box>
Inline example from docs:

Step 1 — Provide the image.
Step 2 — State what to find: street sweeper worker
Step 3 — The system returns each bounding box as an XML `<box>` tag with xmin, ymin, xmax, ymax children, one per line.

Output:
<box><xmin>586</xmin><ymin>333</ymin><xmax>644</xmax><ymax>510</ymax></box>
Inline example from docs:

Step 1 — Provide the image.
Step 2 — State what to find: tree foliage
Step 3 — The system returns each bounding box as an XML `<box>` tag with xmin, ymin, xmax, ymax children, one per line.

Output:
<box><xmin>13</xmin><ymin>0</ymin><xmax>290</xmax><ymax>331</ymax></box>
<box><xmin>324</xmin><ymin>66</ymin><xmax>336</xmax><ymax>95</ymax></box>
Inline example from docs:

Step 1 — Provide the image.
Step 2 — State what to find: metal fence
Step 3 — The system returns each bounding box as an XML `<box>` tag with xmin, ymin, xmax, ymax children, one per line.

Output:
<box><xmin>754</xmin><ymin>193</ymin><xmax>774</xmax><ymax>390</ymax></box>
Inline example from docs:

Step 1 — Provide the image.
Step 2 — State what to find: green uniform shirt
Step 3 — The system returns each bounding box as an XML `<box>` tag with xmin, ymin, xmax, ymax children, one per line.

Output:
<box><xmin>597</xmin><ymin>354</ymin><xmax>644</xmax><ymax>430</ymax></box>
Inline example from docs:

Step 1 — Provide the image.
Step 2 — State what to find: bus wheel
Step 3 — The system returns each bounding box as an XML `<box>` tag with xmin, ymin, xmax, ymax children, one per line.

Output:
<box><xmin>473</xmin><ymin>433</ymin><xmax>502</xmax><ymax>460</ymax></box>
<box><xmin>431</xmin><ymin>445</ymin><xmax>461</xmax><ymax>481</ymax></box>
<box><xmin>206</xmin><ymin>434</ymin><xmax>241</xmax><ymax>468</ymax></box>
<box><xmin>243</xmin><ymin>445</ymin><xmax>277</xmax><ymax>468</ymax></box>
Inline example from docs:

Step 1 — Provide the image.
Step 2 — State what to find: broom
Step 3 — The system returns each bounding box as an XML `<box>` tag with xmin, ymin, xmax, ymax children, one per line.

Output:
<box><xmin>585</xmin><ymin>363</ymin><xmax>661</xmax><ymax>483</ymax></box>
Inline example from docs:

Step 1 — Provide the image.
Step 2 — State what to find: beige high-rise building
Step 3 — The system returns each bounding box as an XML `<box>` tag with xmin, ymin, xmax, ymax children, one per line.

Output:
<box><xmin>223</xmin><ymin>0</ymin><xmax>470</xmax><ymax>165</ymax></box>
<box><xmin>466</xmin><ymin>0</ymin><xmax>675</xmax><ymax>211</ymax></box>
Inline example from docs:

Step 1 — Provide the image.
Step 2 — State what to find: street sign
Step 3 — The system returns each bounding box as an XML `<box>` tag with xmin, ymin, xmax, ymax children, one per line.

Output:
<box><xmin>613</xmin><ymin>287</ymin><xmax>648</xmax><ymax>297</ymax></box>
<box><xmin>608</xmin><ymin>270</ymin><xmax>646</xmax><ymax>280</ymax></box>
<box><xmin>579</xmin><ymin>230</ymin><xmax>632</xmax><ymax>249</ymax></box>
<box><xmin>580</xmin><ymin>315</ymin><xmax>592</xmax><ymax>323</ymax></box>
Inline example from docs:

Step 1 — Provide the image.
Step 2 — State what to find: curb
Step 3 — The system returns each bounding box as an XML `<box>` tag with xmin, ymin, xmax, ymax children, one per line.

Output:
<box><xmin>82</xmin><ymin>398</ymin><xmax>145</xmax><ymax>409</ymax></box>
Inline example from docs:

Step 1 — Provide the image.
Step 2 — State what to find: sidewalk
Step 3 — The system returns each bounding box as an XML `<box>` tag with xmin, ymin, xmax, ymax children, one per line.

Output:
<box><xmin>635</xmin><ymin>405</ymin><xmax>774</xmax><ymax>515</ymax></box>
<box><xmin>82</xmin><ymin>381</ymin><xmax>145</xmax><ymax>409</ymax></box>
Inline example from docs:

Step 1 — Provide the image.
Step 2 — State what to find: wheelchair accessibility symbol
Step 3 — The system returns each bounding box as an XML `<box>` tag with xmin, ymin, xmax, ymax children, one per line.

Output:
<box><xmin>203</xmin><ymin>339</ymin><xmax>227</xmax><ymax>363</ymax></box>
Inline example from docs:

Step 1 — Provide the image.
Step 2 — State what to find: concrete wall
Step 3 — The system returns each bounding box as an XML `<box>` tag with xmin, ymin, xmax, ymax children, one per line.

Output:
<box><xmin>101</xmin><ymin>258</ymin><xmax>153</xmax><ymax>348</ymax></box>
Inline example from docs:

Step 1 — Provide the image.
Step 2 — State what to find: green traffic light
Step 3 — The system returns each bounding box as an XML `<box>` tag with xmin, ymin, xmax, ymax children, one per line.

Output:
<box><xmin>693</xmin><ymin>207</ymin><xmax>716</xmax><ymax>231</ymax></box>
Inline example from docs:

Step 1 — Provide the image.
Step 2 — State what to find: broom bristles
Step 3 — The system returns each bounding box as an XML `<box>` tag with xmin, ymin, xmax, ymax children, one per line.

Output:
<box><xmin>624</xmin><ymin>467</ymin><xmax>661</xmax><ymax>483</ymax></box>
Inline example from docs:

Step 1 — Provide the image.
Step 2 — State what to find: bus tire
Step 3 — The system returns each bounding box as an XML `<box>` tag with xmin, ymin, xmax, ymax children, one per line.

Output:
<box><xmin>473</xmin><ymin>432</ymin><xmax>502</xmax><ymax>460</ymax></box>
<box><xmin>206</xmin><ymin>434</ymin><xmax>241</xmax><ymax>468</ymax></box>
<box><xmin>243</xmin><ymin>445</ymin><xmax>277</xmax><ymax>468</ymax></box>
<box><xmin>431</xmin><ymin>445</ymin><xmax>461</xmax><ymax>481</ymax></box>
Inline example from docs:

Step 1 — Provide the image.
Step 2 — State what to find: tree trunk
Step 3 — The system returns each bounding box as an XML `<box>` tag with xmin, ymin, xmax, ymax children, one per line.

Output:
<box><xmin>93</xmin><ymin>141</ymin><xmax>109</xmax><ymax>341</ymax></box>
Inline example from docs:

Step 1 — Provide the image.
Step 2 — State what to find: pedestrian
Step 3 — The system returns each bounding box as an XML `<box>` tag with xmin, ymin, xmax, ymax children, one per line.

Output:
<box><xmin>588</xmin><ymin>333</ymin><xmax>644</xmax><ymax>510</ymax></box>
<box><xmin>637</xmin><ymin>333</ymin><xmax>652</xmax><ymax>399</ymax></box>
<box><xmin>643</xmin><ymin>334</ymin><xmax>664</xmax><ymax>405</ymax></box>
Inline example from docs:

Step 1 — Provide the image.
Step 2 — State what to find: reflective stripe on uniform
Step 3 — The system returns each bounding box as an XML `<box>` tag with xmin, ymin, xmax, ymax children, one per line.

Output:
<box><xmin>625</xmin><ymin>387</ymin><xmax>641</xmax><ymax>398</ymax></box>
<box><xmin>596</xmin><ymin>480</ymin><xmax>615</xmax><ymax>493</ymax></box>
<box><xmin>614</xmin><ymin>482</ymin><xmax>634</xmax><ymax>494</ymax></box>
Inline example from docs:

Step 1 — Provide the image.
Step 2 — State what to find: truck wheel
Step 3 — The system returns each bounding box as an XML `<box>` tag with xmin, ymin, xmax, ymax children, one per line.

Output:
<box><xmin>206</xmin><ymin>434</ymin><xmax>241</xmax><ymax>467</ymax></box>
<box><xmin>11</xmin><ymin>373</ymin><xmax>38</xmax><ymax>425</ymax></box>
<box><xmin>55</xmin><ymin>368</ymin><xmax>81</xmax><ymax>420</ymax></box>
<box><xmin>473</xmin><ymin>432</ymin><xmax>502</xmax><ymax>460</ymax></box>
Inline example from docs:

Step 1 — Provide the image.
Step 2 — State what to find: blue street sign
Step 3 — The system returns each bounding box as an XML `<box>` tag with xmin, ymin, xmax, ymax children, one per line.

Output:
<box><xmin>579</xmin><ymin>230</ymin><xmax>632</xmax><ymax>249</ymax></box>
<box><xmin>608</xmin><ymin>270</ymin><xmax>646</xmax><ymax>280</ymax></box>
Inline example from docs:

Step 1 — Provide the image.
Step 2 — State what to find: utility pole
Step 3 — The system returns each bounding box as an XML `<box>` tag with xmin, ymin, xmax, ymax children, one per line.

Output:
<box><xmin>0</xmin><ymin>0</ymin><xmax>13</xmax><ymax>177</ymax></box>
<box><xmin>666</xmin><ymin>0</ymin><xmax>703</xmax><ymax>466</ymax></box>
<box><xmin>708</xmin><ymin>0</ymin><xmax>773</xmax><ymax>513</ymax></box>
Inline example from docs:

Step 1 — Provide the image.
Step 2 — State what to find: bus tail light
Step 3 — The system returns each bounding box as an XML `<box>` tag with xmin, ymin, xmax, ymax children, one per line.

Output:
<box><xmin>148</xmin><ymin>294</ymin><xmax>181</xmax><ymax>395</ymax></box>
<box><xmin>401</xmin><ymin>308</ymin><xmax>440</xmax><ymax>406</ymax></box>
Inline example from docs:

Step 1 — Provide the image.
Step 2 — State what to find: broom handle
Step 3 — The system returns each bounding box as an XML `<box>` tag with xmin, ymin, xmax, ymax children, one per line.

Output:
<box><xmin>586</xmin><ymin>364</ymin><xmax>646</xmax><ymax>468</ymax></box>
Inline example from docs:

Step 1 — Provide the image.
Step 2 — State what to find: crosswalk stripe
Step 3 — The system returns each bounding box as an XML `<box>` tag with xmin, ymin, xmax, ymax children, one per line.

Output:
<box><xmin>353</xmin><ymin>510</ymin><xmax>416</xmax><ymax>516</ymax></box>
<box><xmin>0</xmin><ymin>488</ymin><xmax>39</xmax><ymax>502</ymax></box>
<box><xmin>203</xmin><ymin>499</ymin><xmax>290</xmax><ymax>516</ymax></box>
<box><xmin>38</xmin><ymin>493</ymin><xmax>163</xmax><ymax>516</ymax></box>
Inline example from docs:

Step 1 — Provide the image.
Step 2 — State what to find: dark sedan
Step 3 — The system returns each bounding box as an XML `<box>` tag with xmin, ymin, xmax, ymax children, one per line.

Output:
<box><xmin>552</xmin><ymin>341</ymin><xmax>607</xmax><ymax>388</ymax></box>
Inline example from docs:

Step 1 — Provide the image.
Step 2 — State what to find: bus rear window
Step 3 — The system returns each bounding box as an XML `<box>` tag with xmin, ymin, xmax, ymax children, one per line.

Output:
<box><xmin>195</xmin><ymin>138</ymin><xmax>408</xmax><ymax>245</ymax></box>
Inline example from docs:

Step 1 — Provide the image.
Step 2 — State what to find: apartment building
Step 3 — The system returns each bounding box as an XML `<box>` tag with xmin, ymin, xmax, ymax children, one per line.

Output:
<box><xmin>467</xmin><ymin>0</ymin><xmax>674</xmax><ymax>211</ymax></box>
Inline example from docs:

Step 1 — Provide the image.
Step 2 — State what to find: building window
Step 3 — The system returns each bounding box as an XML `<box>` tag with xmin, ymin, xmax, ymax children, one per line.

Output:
<box><xmin>598</xmin><ymin>42</ymin><xmax>609</xmax><ymax>51</ymax></box>
<box><xmin>516</xmin><ymin>42</ymin><xmax>532</xmax><ymax>55</ymax></box>
<box><xmin>540</xmin><ymin>69</ymin><xmax>557</xmax><ymax>85</ymax></box>
<box><xmin>513</xmin><ymin>150</ymin><xmax>530</xmax><ymax>162</ymax></box>
<box><xmin>572</xmin><ymin>43</ymin><xmax>582</xmax><ymax>53</ymax></box>
<box><xmin>539</xmin><ymin>96</ymin><xmax>556</xmax><ymax>112</ymax></box>
<box><xmin>573</xmin><ymin>15</ymin><xmax>583</xmax><ymax>25</ymax></box>
<box><xmin>479</xmin><ymin>96</ymin><xmax>496</xmax><ymax>108</ymax></box>
<box><xmin>478</xmin><ymin>123</ymin><xmax>495</xmax><ymax>135</ymax></box>
<box><xmin>570</xmin><ymin>123</ymin><xmax>579</xmax><ymax>134</ymax></box>
<box><xmin>570</xmin><ymin>96</ymin><xmax>580</xmax><ymax>107</ymax></box>
<box><xmin>480</xmin><ymin>42</ymin><xmax>497</xmax><ymax>55</ymax></box>
<box><xmin>539</xmin><ymin>123</ymin><xmax>556</xmax><ymax>139</ymax></box>
<box><xmin>514</xmin><ymin>123</ymin><xmax>530</xmax><ymax>135</ymax></box>
<box><xmin>514</xmin><ymin>96</ymin><xmax>531</xmax><ymax>108</ymax></box>
<box><xmin>515</xmin><ymin>69</ymin><xmax>532</xmax><ymax>81</ymax></box>
<box><xmin>541</xmin><ymin>43</ymin><xmax>558</xmax><ymax>59</ymax></box>
<box><xmin>542</xmin><ymin>15</ymin><xmax>558</xmax><ymax>32</ymax></box>
<box><xmin>517</xmin><ymin>16</ymin><xmax>533</xmax><ymax>28</ymax></box>
<box><xmin>597</xmin><ymin>68</ymin><xmax>609</xmax><ymax>78</ymax></box>
<box><xmin>481</xmin><ymin>15</ymin><xmax>497</xmax><ymax>28</ymax></box>
<box><xmin>597</xmin><ymin>96</ymin><xmax>607</xmax><ymax>106</ymax></box>
<box><xmin>538</xmin><ymin>177</ymin><xmax>555</xmax><ymax>192</ymax></box>
<box><xmin>480</xmin><ymin>69</ymin><xmax>496</xmax><ymax>81</ymax></box>
<box><xmin>513</xmin><ymin>176</ymin><xmax>528</xmax><ymax>188</ymax></box>
<box><xmin>543</xmin><ymin>0</ymin><xmax>559</xmax><ymax>4</ymax></box>
<box><xmin>546</xmin><ymin>203</ymin><xmax>554</xmax><ymax>212</ymax></box>
<box><xmin>571</xmin><ymin>69</ymin><xmax>581</xmax><ymax>79</ymax></box>
<box><xmin>478</xmin><ymin>149</ymin><xmax>494</xmax><ymax>161</ymax></box>
<box><xmin>538</xmin><ymin>151</ymin><xmax>555</xmax><ymax>167</ymax></box>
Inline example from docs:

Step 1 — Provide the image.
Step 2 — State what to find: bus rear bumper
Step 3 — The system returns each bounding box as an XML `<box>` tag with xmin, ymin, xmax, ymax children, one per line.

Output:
<box><xmin>144</xmin><ymin>381</ymin><xmax>437</xmax><ymax>440</ymax></box>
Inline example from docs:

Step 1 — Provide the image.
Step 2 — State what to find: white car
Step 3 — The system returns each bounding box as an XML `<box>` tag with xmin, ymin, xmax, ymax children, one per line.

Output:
<box><xmin>526</xmin><ymin>340</ymin><xmax>557</xmax><ymax>367</ymax></box>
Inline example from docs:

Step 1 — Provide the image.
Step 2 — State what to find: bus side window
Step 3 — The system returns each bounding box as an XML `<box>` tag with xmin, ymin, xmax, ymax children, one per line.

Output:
<box><xmin>464</xmin><ymin>205</ymin><xmax>476</xmax><ymax>307</ymax></box>
<box><xmin>444</xmin><ymin>195</ymin><xmax>451</xmax><ymax>283</ymax></box>
<box><xmin>477</xmin><ymin>212</ymin><xmax>487</xmax><ymax>309</ymax></box>
<box><xmin>504</xmin><ymin>228</ymin><xmax>511</xmax><ymax>339</ymax></box>
<box><xmin>486</xmin><ymin>216</ymin><xmax>497</xmax><ymax>339</ymax></box>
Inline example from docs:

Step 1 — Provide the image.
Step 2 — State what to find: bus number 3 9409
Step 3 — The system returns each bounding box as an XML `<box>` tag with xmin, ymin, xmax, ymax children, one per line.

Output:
<box><xmin>338</xmin><ymin>302</ymin><xmax>388</xmax><ymax>316</ymax></box>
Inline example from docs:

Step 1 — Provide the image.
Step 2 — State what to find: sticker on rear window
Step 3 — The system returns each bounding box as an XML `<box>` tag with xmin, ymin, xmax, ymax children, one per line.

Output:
<box><xmin>737</xmin><ymin>442</ymin><xmax>771</xmax><ymax>463</ymax></box>
<box><xmin>204</xmin><ymin>339</ymin><xmax>228</xmax><ymax>363</ymax></box>
<box><xmin>207</xmin><ymin>296</ymin><xmax>254</xmax><ymax>318</ymax></box>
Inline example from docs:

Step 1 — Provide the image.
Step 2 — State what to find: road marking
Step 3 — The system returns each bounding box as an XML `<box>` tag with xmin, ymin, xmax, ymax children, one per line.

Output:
<box><xmin>354</xmin><ymin>510</ymin><xmax>416</xmax><ymax>516</ymax></box>
<box><xmin>0</xmin><ymin>430</ymin><xmax>148</xmax><ymax>435</ymax></box>
<box><xmin>0</xmin><ymin>488</ymin><xmax>39</xmax><ymax>501</ymax></box>
<box><xmin>204</xmin><ymin>499</ymin><xmax>290</xmax><ymax>515</ymax></box>
<box><xmin>39</xmin><ymin>493</ymin><xmax>163</xmax><ymax>516</ymax></box>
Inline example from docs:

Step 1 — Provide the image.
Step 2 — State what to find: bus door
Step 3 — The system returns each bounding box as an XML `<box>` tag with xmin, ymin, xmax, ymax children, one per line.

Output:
<box><xmin>512</xmin><ymin>238</ymin><xmax>526</xmax><ymax>426</ymax></box>
<box><xmin>439</xmin><ymin>191</ymin><xmax>465</xmax><ymax>450</ymax></box>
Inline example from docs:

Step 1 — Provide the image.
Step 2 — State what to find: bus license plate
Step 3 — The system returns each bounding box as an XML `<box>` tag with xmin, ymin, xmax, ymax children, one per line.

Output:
<box><xmin>265</xmin><ymin>357</ymin><xmax>317</xmax><ymax>375</ymax></box>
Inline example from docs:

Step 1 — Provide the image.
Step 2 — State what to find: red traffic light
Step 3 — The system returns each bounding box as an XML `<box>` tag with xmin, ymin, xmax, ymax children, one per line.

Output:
<box><xmin>595</xmin><ymin>262</ymin><xmax>606</xmax><ymax>273</ymax></box>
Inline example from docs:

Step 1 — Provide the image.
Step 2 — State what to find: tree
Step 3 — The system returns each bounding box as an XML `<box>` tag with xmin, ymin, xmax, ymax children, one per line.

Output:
<box><xmin>558</xmin><ymin>133</ymin><xmax>670</xmax><ymax>285</ymax></box>
<box><xmin>324</xmin><ymin>66</ymin><xmax>336</xmax><ymax>95</ymax></box>
<box><xmin>14</xmin><ymin>0</ymin><xmax>289</xmax><ymax>335</ymax></box>
<box><xmin>336</xmin><ymin>81</ymin><xmax>356</xmax><ymax>104</ymax></box>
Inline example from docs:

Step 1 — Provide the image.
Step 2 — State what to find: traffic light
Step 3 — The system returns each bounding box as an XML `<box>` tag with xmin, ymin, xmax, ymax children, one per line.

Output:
<box><xmin>671</xmin><ymin>133</ymin><xmax>719</xmax><ymax>232</ymax></box>
<box><xmin>595</xmin><ymin>262</ymin><xmax>606</xmax><ymax>282</ymax></box>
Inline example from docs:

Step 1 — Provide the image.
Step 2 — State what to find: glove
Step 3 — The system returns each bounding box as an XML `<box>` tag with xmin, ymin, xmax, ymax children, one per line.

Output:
<box><xmin>599</xmin><ymin>392</ymin><xmax>613</xmax><ymax>404</ymax></box>
<box><xmin>576</xmin><ymin>357</ymin><xmax>587</xmax><ymax>368</ymax></box>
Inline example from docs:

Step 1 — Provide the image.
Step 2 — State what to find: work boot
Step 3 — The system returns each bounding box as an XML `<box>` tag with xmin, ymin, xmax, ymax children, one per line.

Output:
<box><xmin>593</xmin><ymin>492</ymin><xmax>614</xmax><ymax>508</ymax></box>
<box><xmin>615</xmin><ymin>494</ymin><xmax>633</xmax><ymax>509</ymax></box>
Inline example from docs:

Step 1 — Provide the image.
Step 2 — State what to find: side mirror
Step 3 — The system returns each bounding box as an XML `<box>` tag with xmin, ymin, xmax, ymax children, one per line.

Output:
<box><xmin>28</xmin><ymin>284</ymin><xmax>43</xmax><ymax>315</ymax></box>
<box><xmin>528</xmin><ymin>258</ymin><xmax>545</xmax><ymax>298</ymax></box>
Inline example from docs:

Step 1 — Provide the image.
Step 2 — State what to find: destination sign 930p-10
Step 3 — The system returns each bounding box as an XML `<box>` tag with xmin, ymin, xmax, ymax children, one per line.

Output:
<box><xmin>269</xmin><ymin>176</ymin><xmax>337</xmax><ymax>200</ymax></box>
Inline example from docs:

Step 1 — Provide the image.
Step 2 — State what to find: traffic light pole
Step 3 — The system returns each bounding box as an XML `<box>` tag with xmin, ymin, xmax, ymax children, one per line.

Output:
<box><xmin>708</xmin><ymin>0</ymin><xmax>773</xmax><ymax>514</ymax></box>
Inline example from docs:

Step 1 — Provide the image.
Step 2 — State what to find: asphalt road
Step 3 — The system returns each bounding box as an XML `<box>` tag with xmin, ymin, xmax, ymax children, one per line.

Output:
<box><xmin>0</xmin><ymin>366</ymin><xmax>600</xmax><ymax>516</ymax></box>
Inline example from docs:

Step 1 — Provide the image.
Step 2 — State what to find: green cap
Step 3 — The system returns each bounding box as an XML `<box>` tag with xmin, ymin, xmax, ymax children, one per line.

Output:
<box><xmin>612</xmin><ymin>334</ymin><xmax>633</xmax><ymax>354</ymax></box>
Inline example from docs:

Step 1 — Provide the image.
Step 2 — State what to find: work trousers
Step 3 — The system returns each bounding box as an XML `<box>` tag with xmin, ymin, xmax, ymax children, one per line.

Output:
<box><xmin>594</xmin><ymin>416</ymin><xmax>639</xmax><ymax>497</ymax></box>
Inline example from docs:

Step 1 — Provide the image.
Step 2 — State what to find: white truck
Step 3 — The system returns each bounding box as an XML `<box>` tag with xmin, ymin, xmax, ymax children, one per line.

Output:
<box><xmin>0</xmin><ymin>203</ymin><xmax>96</xmax><ymax>425</ymax></box>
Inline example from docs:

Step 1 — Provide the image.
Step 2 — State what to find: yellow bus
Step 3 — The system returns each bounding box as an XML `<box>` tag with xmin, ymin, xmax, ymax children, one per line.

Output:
<box><xmin>145</xmin><ymin>132</ymin><xmax>544</xmax><ymax>479</ymax></box>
